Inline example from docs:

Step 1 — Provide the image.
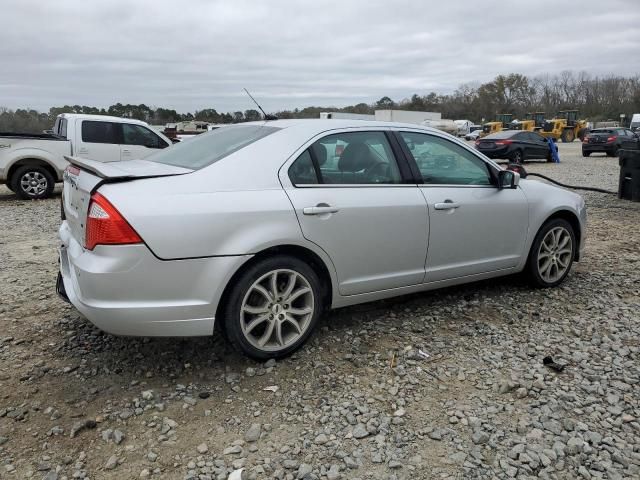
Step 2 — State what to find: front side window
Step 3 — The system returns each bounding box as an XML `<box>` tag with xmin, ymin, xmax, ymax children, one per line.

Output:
<box><xmin>122</xmin><ymin>124</ymin><xmax>165</xmax><ymax>148</ymax></box>
<box><xmin>81</xmin><ymin>121</ymin><xmax>119</xmax><ymax>144</ymax></box>
<box><xmin>399</xmin><ymin>132</ymin><xmax>492</xmax><ymax>186</ymax></box>
<box><xmin>289</xmin><ymin>131</ymin><xmax>402</xmax><ymax>185</ymax></box>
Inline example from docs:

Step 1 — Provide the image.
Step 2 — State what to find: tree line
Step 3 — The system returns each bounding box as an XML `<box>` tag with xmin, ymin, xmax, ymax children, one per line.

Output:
<box><xmin>2</xmin><ymin>71</ymin><xmax>639</xmax><ymax>133</ymax></box>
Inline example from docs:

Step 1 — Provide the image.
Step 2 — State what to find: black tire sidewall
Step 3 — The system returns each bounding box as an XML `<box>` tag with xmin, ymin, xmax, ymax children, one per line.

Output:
<box><xmin>223</xmin><ymin>255</ymin><xmax>325</xmax><ymax>360</ymax></box>
<box><xmin>512</xmin><ymin>149</ymin><xmax>523</xmax><ymax>163</ymax></box>
<box><xmin>11</xmin><ymin>165</ymin><xmax>55</xmax><ymax>200</ymax></box>
<box><xmin>527</xmin><ymin>218</ymin><xmax>576</xmax><ymax>288</ymax></box>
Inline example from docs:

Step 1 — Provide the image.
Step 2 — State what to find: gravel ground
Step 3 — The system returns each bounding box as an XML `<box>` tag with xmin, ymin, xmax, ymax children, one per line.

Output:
<box><xmin>0</xmin><ymin>142</ymin><xmax>639</xmax><ymax>480</ymax></box>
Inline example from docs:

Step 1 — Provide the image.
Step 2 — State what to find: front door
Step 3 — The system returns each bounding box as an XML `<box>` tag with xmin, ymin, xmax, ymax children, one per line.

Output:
<box><xmin>396</xmin><ymin>131</ymin><xmax>529</xmax><ymax>282</ymax></box>
<box><xmin>283</xmin><ymin>130</ymin><xmax>429</xmax><ymax>296</ymax></box>
<box><xmin>120</xmin><ymin>123</ymin><xmax>169</xmax><ymax>161</ymax></box>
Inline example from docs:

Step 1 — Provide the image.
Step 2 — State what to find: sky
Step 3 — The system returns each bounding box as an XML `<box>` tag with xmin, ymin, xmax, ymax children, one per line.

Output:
<box><xmin>1</xmin><ymin>0</ymin><xmax>639</xmax><ymax>113</ymax></box>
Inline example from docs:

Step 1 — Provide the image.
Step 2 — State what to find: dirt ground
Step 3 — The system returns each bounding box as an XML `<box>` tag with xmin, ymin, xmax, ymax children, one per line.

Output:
<box><xmin>0</xmin><ymin>141</ymin><xmax>639</xmax><ymax>480</ymax></box>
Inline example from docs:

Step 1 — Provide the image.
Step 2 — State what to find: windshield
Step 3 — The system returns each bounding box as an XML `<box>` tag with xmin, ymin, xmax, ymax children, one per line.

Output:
<box><xmin>148</xmin><ymin>124</ymin><xmax>280</xmax><ymax>169</ymax></box>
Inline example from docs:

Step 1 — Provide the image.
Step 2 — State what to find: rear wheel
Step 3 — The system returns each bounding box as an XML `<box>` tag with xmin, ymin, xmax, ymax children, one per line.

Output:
<box><xmin>511</xmin><ymin>149</ymin><xmax>523</xmax><ymax>164</ymax></box>
<box><xmin>526</xmin><ymin>219</ymin><xmax>576</xmax><ymax>288</ymax></box>
<box><xmin>606</xmin><ymin>147</ymin><xmax>618</xmax><ymax>157</ymax></box>
<box><xmin>222</xmin><ymin>255</ymin><xmax>325</xmax><ymax>360</ymax></box>
<box><xmin>582</xmin><ymin>151</ymin><xmax>591</xmax><ymax>157</ymax></box>
<box><xmin>10</xmin><ymin>165</ymin><xmax>55</xmax><ymax>200</ymax></box>
<box><xmin>560</xmin><ymin>129</ymin><xmax>575</xmax><ymax>143</ymax></box>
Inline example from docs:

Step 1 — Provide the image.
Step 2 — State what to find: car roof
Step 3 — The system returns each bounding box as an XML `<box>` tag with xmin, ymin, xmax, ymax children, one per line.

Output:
<box><xmin>236</xmin><ymin>119</ymin><xmax>446</xmax><ymax>138</ymax></box>
<box><xmin>484</xmin><ymin>130</ymin><xmax>523</xmax><ymax>139</ymax></box>
<box><xmin>58</xmin><ymin>113</ymin><xmax>150</xmax><ymax>126</ymax></box>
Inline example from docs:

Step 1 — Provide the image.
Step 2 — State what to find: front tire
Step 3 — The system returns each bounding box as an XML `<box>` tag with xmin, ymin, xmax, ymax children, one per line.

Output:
<box><xmin>10</xmin><ymin>165</ymin><xmax>55</xmax><ymax>200</ymax></box>
<box><xmin>222</xmin><ymin>255</ymin><xmax>325</xmax><ymax>360</ymax></box>
<box><xmin>511</xmin><ymin>149</ymin><xmax>523</xmax><ymax>164</ymax></box>
<box><xmin>560</xmin><ymin>129</ymin><xmax>574</xmax><ymax>143</ymax></box>
<box><xmin>526</xmin><ymin>219</ymin><xmax>576</xmax><ymax>288</ymax></box>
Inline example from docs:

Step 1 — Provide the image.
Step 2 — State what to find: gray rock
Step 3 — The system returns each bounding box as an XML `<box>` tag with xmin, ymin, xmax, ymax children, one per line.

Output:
<box><xmin>244</xmin><ymin>423</ymin><xmax>262</xmax><ymax>442</ymax></box>
<box><xmin>105</xmin><ymin>455</ymin><xmax>118</xmax><ymax>470</ymax></box>
<box><xmin>352</xmin><ymin>424</ymin><xmax>369</xmax><ymax>439</ymax></box>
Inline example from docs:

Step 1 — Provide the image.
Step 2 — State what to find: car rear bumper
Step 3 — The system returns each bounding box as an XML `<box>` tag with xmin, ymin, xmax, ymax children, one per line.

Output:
<box><xmin>477</xmin><ymin>146</ymin><xmax>511</xmax><ymax>159</ymax></box>
<box><xmin>582</xmin><ymin>144</ymin><xmax>615</xmax><ymax>153</ymax></box>
<box><xmin>58</xmin><ymin>221</ymin><xmax>251</xmax><ymax>337</ymax></box>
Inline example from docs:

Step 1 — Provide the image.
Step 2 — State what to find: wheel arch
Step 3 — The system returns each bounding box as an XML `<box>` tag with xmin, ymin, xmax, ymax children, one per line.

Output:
<box><xmin>215</xmin><ymin>244</ymin><xmax>335</xmax><ymax>334</ymax></box>
<box><xmin>541</xmin><ymin>210</ymin><xmax>582</xmax><ymax>261</ymax></box>
<box><xmin>7</xmin><ymin>157</ymin><xmax>60</xmax><ymax>184</ymax></box>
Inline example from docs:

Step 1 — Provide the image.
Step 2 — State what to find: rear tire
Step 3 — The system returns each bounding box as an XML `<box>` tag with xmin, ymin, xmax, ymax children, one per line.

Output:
<box><xmin>582</xmin><ymin>151</ymin><xmax>591</xmax><ymax>157</ymax></box>
<box><xmin>222</xmin><ymin>255</ymin><xmax>325</xmax><ymax>360</ymax></box>
<box><xmin>10</xmin><ymin>165</ymin><xmax>55</xmax><ymax>200</ymax></box>
<box><xmin>606</xmin><ymin>147</ymin><xmax>618</xmax><ymax>158</ymax></box>
<box><xmin>526</xmin><ymin>218</ymin><xmax>576</xmax><ymax>288</ymax></box>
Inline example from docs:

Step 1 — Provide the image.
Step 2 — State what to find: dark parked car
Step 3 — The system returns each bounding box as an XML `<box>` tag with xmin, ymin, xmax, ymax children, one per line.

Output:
<box><xmin>475</xmin><ymin>130</ymin><xmax>552</xmax><ymax>163</ymax></box>
<box><xmin>582</xmin><ymin>128</ymin><xmax>637</xmax><ymax>157</ymax></box>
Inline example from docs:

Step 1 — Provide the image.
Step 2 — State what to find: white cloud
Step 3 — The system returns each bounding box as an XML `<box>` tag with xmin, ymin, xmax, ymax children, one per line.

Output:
<box><xmin>1</xmin><ymin>0</ymin><xmax>638</xmax><ymax>112</ymax></box>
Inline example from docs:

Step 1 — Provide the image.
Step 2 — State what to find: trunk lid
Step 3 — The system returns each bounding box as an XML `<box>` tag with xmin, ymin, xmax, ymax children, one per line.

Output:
<box><xmin>62</xmin><ymin>156</ymin><xmax>192</xmax><ymax>247</ymax></box>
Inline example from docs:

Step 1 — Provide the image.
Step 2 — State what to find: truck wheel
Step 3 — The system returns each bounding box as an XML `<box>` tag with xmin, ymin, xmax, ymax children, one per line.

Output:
<box><xmin>577</xmin><ymin>128</ymin><xmax>588</xmax><ymax>142</ymax></box>
<box><xmin>560</xmin><ymin>129</ymin><xmax>574</xmax><ymax>143</ymax></box>
<box><xmin>10</xmin><ymin>165</ymin><xmax>55</xmax><ymax>200</ymax></box>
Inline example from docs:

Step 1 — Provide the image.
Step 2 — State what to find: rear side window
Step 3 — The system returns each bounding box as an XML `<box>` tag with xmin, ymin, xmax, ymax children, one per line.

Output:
<box><xmin>289</xmin><ymin>131</ymin><xmax>402</xmax><ymax>185</ymax></box>
<box><xmin>59</xmin><ymin>119</ymin><xmax>68</xmax><ymax>138</ymax></box>
<box><xmin>148</xmin><ymin>125</ymin><xmax>280</xmax><ymax>169</ymax></box>
<box><xmin>82</xmin><ymin>121</ymin><xmax>119</xmax><ymax>144</ymax></box>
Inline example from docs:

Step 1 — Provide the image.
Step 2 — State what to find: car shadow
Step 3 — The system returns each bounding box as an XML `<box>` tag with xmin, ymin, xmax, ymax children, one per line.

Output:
<box><xmin>51</xmin><ymin>273</ymin><xmax>530</xmax><ymax>381</ymax></box>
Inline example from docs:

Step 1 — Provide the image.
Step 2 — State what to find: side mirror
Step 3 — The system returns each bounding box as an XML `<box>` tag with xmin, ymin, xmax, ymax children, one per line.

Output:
<box><xmin>498</xmin><ymin>169</ymin><xmax>520</xmax><ymax>189</ymax></box>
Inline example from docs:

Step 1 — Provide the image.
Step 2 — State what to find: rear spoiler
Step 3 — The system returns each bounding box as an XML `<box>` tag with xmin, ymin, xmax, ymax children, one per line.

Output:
<box><xmin>64</xmin><ymin>155</ymin><xmax>192</xmax><ymax>180</ymax></box>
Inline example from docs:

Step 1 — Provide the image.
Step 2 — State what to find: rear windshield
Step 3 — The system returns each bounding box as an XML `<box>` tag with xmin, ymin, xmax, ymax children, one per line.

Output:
<box><xmin>148</xmin><ymin>124</ymin><xmax>280</xmax><ymax>169</ymax></box>
<box><xmin>590</xmin><ymin>129</ymin><xmax>616</xmax><ymax>134</ymax></box>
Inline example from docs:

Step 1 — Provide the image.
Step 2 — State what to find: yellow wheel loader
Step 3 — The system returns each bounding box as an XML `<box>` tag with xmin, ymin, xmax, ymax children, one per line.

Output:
<box><xmin>539</xmin><ymin>110</ymin><xmax>589</xmax><ymax>143</ymax></box>
<box><xmin>480</xmin><ymin>114</ymin><xmax>513</xmax><ymax>137</ymax></box>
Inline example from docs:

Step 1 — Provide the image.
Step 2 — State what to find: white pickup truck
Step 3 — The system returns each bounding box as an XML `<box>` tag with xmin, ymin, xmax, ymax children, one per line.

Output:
<box><xmin>0</xmin><ymin>113</ymin><xmax>173</xmax><ymax>199</ymax></box>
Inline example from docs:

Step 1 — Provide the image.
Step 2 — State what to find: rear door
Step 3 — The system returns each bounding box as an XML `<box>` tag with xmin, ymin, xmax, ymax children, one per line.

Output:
<box><xmin>120</xmin><ymin>123</ymin><xmax>170</xmax><ymax>160</ymax></box>
<box><xmin>75</xmin><ymin>120</ymin><xmax>122</xmax><ymax>162</ymax></box>
<box><xmin>282</xmin><ymin>129</ymin><xmax>429</xmax><ymax>296</ymax></box>
<box><xmin>396</xmin><ymin>131</ymin><xmax>529</xmax><ymax>282</ymax></box>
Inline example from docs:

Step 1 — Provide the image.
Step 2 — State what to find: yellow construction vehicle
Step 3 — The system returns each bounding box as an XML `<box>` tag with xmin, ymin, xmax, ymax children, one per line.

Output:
<box><xmin>539</xmin><ymin>110</ymin><xmax>589</xmax><ymax>142</ymax></box>
<box><xmin>480</xmin><ymin>113</ymin><xmax>513</xmax><ymax>137</ymax></box>
<box><xmin>511</xmin><ymin>112</ymin><xmax>545</xmax><ymax>132</ymax></box>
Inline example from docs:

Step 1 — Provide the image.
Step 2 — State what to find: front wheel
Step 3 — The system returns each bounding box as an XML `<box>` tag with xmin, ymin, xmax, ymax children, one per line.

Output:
<box><xmin>526</xmin><ymin>219</ymin><xmax>576</xmax><ymax>288</ymax></box>
<box><xmin>222</xmin><ymin>255</ymin><xmax>325</xmax><ymax>360</ymax></box>
<box><xmin>10</xmin><ymin>165</ymin><xmax>55</xmax><ymax>200</ymax></box>
<box><xmin>511</xmin><ymin>149</ymin><xmax>523</xmax><ymax>164</ymax></box>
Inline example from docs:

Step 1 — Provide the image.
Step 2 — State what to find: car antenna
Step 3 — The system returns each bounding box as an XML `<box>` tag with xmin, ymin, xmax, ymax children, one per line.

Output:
<box><xmin>243</xmin><ymin>88</ymin><xmax>278</xmax><ymax>121</ymax></box>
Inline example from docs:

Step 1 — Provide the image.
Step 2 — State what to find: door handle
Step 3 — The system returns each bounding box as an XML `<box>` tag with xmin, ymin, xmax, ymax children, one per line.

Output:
<box><xmin>303</xmin><ymin>205</ymin><xmax>339</xmax><ymax>215</ymax></box>
<box><xmin>434</xmin><ymin>201</ymin><xmax>460</xmax><ymax>210</ymax></box>
<box><xmin>122</xmin><ymin>149</ymin><xmax>131</xmax><ymax>153</ymax></box>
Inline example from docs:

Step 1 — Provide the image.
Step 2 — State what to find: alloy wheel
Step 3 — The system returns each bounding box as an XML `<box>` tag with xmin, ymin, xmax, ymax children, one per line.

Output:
<box><xmin>537</xmin><ymin>226</ymin><xmax>573</xmax><ymax>283</ymax></box>
<box><xmin>240</xmin><ymin>269</ymin><xmax>314</xmax><ymax>352</ymax></box>
<box><xmin>20</xmin><ymin>171</ymin><xmax>48</xmax><ymax>197</ymax></box>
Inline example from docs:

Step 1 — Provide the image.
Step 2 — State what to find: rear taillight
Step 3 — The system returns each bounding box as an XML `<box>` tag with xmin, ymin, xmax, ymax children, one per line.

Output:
<box><xmin>583</xmin><ymin>135</ymin><xmax>590</xmax><ymax>143</ymax></box>
<box><xmin>495</xmin><ymin>140</ymin><xmax>513</xmax><ymax>146</ymax></box>
<box><xmin>606</xmin><ymin>135</ymin><xmax>617</xmax><ymax>143</ymax></box>
<box><xmin>475</xmin><ymin>139</ymin><xmax>480</xmax><ymax>146</ymax></box>
<box><xmin>85</xmin><ymin>193</ymin><xmax>142</xmax><ymax>250</ymax></box>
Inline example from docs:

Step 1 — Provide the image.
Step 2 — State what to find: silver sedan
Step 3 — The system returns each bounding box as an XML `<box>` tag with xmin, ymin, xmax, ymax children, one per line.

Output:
<box><xmin>57</xmin><ymin>120</ymin><xmax>586</xmax><ymax>359</ymax></box>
